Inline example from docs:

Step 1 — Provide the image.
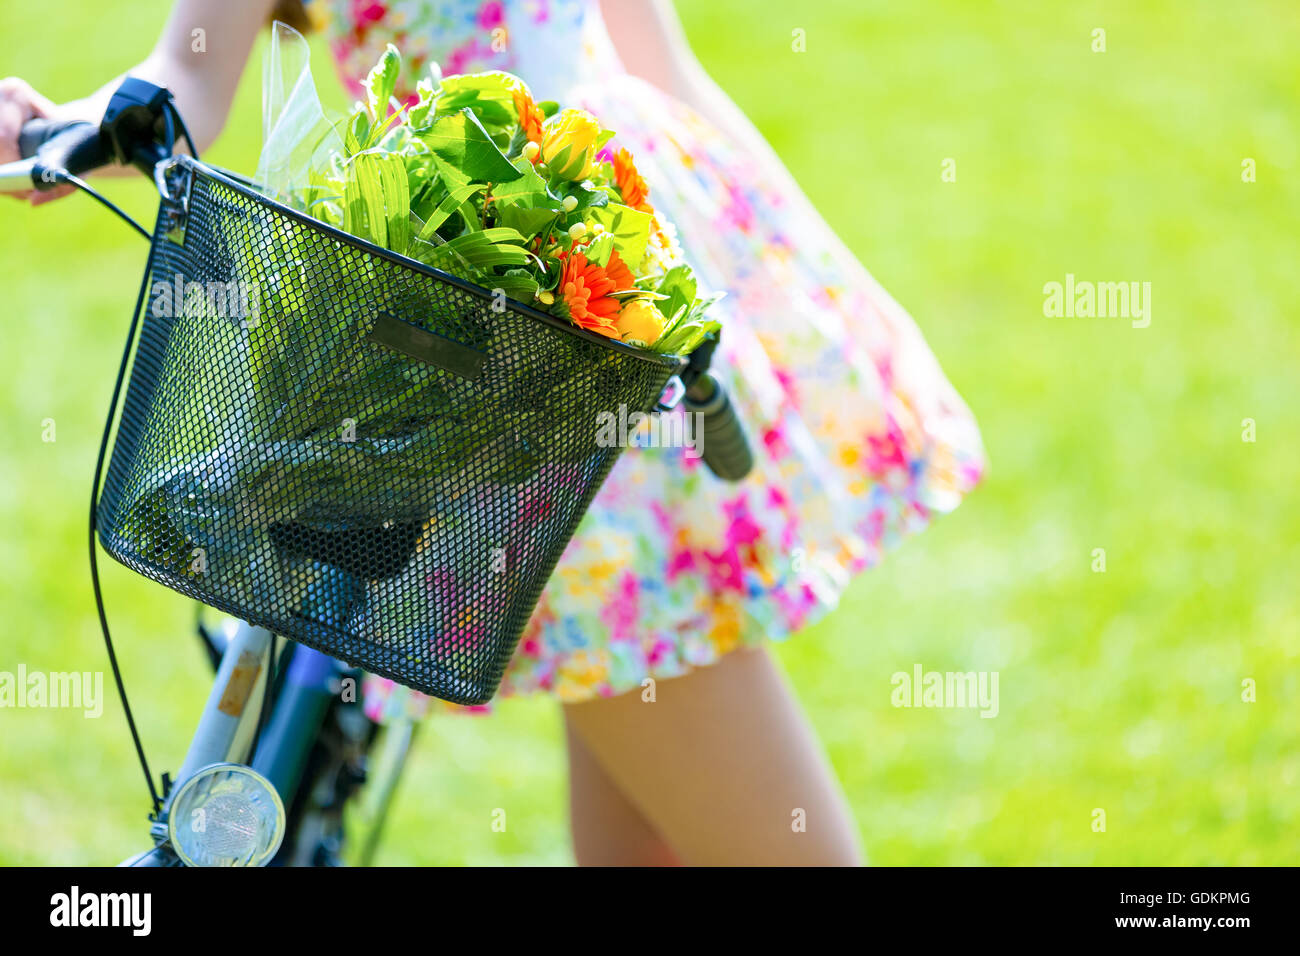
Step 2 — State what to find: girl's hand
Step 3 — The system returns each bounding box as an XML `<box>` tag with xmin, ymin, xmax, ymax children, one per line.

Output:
<box><xmin>0</xmin><ymin>76</ymin><xmax>75</xmax><ymax>205</ymax></box>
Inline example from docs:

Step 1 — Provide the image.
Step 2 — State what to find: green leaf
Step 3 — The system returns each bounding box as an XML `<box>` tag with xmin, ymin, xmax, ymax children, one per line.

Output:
<box><xmin>416</xmin><ymin>182</ymin><xmax>486</xmax><ymax>241</ymax></box>
<box><xmin>364</xmin><ymin>44</ymin><xmax>402</xmax><ymax>120</ymax></box>
<box><xmin>408</xmin><ymin>77</ymin><xmax>437</xmax><ymax>128</ymax></box>
<box><xmin>454</xmin><ymin>246</ymin><xmax>530</xmax><ymax>269</ymax></box>
<box><xmin>490</xmin><ymin>158</ymin><xmax>550</xmax><ymax>206</ymax></box>
<box><xmin>341</xmin><ymin>151</ymin><xmax>411</xmax><ymax>252</ymax></box>
<box><xmin>654</xmin><ymin>316</ymin><xmax>721</xmax><ymax>356</ymax></box>
<box><xmin>495</xmin><ymin>204</ymin><xmax>556</xmax><ymax>239</ymax></box>
<box><xmin>378</xmin><ymin>154</ymin><xmax>410</xmax><ymax>252</ymax></box>
<box><xmin>433</xmin><ymin>72</ymin><xmax>523</xmax><ymax>133</ymax></box>
<box><xmin>367</xmin><ymin>105</ymin><xmax>409</xmax><ymax>150</ymax></box>
<box><xmin>343</xmin><ymin>109</ymin><xmax>365</xmax><ymax>155</ymax></box>
<box><xmin>476</xmin><ymin>227</ymin><xmax>528</xmax><ymax>244</ymax></box>
<box><xmin>610</xmin><ymin>289</ymin><xmax>668</xmax><ymax>302</ymax></box>
<box><xmin>428</xmin><ymin>151</ymin><xmax>470</xmax><ymax>189</ymax></box>
<box><xmin>419</xmin><ymin>108</ymin><xmax>524</xmax><ymax>184</ymax></box>
<box><xmin>344</xmin><ymin>153</ymin><xmax>389</xmax><ymax>246</ymax></box>
<box><xmin>491</xmin><ymin>272</ymin><xmax>540</xmax><ymax>303</ymax></box>
<box><xmin>653</xmin><ymin>265</ymin><xmax>698</xmax><ymax>322</ymax></box>
<box><xmin>405</xmin><ymin>157</ymin><xmax>437</xmax><ymax>203</ymax></box>
<box><xmin>435</xmin><ymin>72</ymin><xmax>519</xmax><ymax>105</ymax></box>
<box><xmin>649</xmin><ymin>273</ymin><xmax>724</xmax><ymax>355</ymax></box>
<box><xmin>437</xmin><ymin>229</ymin><xmax>531</xmax><ymax>268</ymax></box>
<box><xmin>582</xmin><ymin>231</ymin><xmax>615</xmax><ymax>268</ymax></box>
<box><xmin>561</xmin><ymin>180</ymin><xmax>610</xmax><ymax>213</ymax></box>
<box><xmin>437</xmin><ymin>89</ymin><xmax>515</xmax><ymax>129</ymax></box>
<box><xmin>589</xmin><ymin>203</ymin><xmax>652</xmax><ymax>267</ymax></box>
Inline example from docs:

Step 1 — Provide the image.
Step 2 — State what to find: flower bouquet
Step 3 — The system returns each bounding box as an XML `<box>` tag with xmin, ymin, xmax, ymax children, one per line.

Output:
<box><xmin>263</xmin><ymin>37</ymin><xmax>721</xmax><ymax>353</ymax></box>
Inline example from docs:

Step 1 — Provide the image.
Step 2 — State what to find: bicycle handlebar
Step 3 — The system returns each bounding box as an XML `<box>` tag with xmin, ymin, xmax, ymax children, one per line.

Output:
<box><xmin>19</xmin><ymin>116</ymin><xmax>92</xmax><ymax>161</ymax></box>
<box><xmin>685</xmin><ymin>371</ymin><xmax>755</xmax><ymax>481</ymax></box>
<box><xmin>1</xmin><ymin>77</ymin><xmax>181</xmax><ymax>194</ymax></box>
<box><xmin>0</xmin><ymin>118</ymin><xmax>101</xmax><ymax>193</ymax></box>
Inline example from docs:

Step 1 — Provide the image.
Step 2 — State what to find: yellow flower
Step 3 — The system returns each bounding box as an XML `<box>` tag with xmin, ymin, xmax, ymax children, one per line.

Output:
<box><xmin>540</xmin><ymin>108</ymin><xmax>602</xmax><ymax>181</ymax></box>
<box><xmin>614</xmin><ymin>299</ymin><xmax>666</xmax><ymax>346</ymax></box>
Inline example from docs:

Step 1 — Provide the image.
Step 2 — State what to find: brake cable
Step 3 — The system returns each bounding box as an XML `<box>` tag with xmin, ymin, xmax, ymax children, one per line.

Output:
<box><xmin>73</xmin><ymin>91</ymin><xmax>204</xmax><ymax>817</ymax></box>
<box><xmin>88</xmin><ymin>263</ymin><xmax>163</xmax><ymax>815</ymax></box>
<box><xmin>50</xmin><ymin>171</ymin><xmax>151</xmax><ymax>240</ymax></box>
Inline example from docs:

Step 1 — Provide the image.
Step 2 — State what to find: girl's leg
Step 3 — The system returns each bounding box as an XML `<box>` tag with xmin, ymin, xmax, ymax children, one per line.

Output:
<box><xmin>563</xmin><ymin>646</ymin><xmax>863</xmax><ymax>866</ymax></box>
<box><xmin>564</xmin><ymin>719</ymin><xmax>681</xmax><ymax>866</ymax></box>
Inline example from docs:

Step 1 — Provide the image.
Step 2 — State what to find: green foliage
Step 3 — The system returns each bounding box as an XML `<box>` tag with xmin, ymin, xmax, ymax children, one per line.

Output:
<box><xmin>363</xmin><ymin>43</ymin><xmax>402</xmax><ymax>120</ymax></box>
<box><xmin>418</xmin><ymin>108</ymin><xmax>522</xmax><ymax>185</ymax></box>
<box><xmin>432</xmin><ymin>71</ymin><xmax>523</xmax><ymax>132</ymax></box>
<box><xmin>273</xmin><ymin>46</ymin><xmax>706</xmax><ymax>345</ymax></box>
<box><xmin>587</xmin><ymin>203</ymin><xmax>650</xmax><ymax>268</ymax></box>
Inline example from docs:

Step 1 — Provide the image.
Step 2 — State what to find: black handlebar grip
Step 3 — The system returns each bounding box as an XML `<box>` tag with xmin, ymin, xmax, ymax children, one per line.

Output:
<box><xmin>18</xmin><ymin>117</ymin><xmax>84</xmax><ymax>159</ymax></box>
<box><xmin>684</xmin><ymin>373</ymin><xmax>754</xmax><ymax>482</ymax></box>
<box><xmin>19</xmin><ymin>118</ymin><xmax>107</xmax><ymax>190</ymax></box>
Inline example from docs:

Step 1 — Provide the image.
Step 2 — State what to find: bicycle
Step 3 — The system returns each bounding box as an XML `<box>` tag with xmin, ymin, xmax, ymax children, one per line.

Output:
<box><xmin>1</xmin><ymin>77</ymin><xmax>753</xmax><ymax>867</ymax></box>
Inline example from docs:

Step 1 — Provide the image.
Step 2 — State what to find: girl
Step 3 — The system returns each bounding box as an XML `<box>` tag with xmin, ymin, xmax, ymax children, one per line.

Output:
<box><xmin>0</xmin><ymin>0</ymin><xmax>984</xmax><ymax>865</ymax></box>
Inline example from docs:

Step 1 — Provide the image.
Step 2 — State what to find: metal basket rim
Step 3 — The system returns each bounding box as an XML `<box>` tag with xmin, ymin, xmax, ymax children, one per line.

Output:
<box><xmin>170</xmin><ymin>155</ymin><xmax>688</xmax><ymax>373</ymax></box>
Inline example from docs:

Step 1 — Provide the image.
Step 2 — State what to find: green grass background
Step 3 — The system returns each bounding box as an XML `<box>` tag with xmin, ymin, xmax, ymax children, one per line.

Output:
<box><xmin>0</xmin><ymin>1</ymin><xmax>1295</xmax><ymax>865</ymax></box>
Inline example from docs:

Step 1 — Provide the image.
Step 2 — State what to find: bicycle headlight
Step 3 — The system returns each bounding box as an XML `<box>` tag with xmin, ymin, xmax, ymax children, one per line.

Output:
<box><xmin>167</xmin><ymin>763</ymin><xmax>286</xmax><ymax>867</ymax></box>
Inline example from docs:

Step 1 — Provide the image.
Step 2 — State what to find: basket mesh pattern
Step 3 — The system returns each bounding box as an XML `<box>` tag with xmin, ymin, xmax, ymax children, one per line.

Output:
<box><xmin>97</xmin><ymin>160</ymin><xmax>681</xmax><ymax>704</ymax></box>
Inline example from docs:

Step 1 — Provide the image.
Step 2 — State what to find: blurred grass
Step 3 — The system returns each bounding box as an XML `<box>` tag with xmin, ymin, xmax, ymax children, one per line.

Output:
<box><xmin>0</xmin><ymin>0</ymin><xmax>1296</xmax><ymax>865</ymax></box>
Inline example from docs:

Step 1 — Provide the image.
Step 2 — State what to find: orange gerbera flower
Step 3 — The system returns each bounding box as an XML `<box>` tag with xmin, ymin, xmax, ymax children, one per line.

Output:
<box><xmin>601</xmin><ymin>247</ymin><xmax>636</xmax><ymax>290</ymax></box>
<box><xmin>511</xmin><ymin>83</ymin><xmax>545</xmax><ymax>145</ymax></box>
<box><xmin>556</xmin><ymin>248</ymin><xmax>636</xmax><ymax>337</ymax></box>
<box><xmin>612</xmin><ymin>147</ymin><xmax>652</xmax><ymax>212</ymax></box>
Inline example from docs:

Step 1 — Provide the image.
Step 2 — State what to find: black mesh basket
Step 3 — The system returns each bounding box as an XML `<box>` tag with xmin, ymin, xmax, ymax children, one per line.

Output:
<box><xmin>96</xmin><ymin>156</ymin><xmax>684</xmax><ymax>705</ymax></box>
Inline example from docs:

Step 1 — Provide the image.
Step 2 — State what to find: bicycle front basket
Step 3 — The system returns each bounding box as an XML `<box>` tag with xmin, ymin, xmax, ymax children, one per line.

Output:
<box><xmin>96</xmin><ymin>156</ymin><xmax>683</xmax><ymax>705</ymax></box>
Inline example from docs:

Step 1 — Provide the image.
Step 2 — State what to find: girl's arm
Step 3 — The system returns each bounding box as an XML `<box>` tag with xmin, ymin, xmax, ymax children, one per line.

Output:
<box><xmin>53</xmin><ymin>0</ymin><xmax>277</xmax><ymax>153</ymax></box>
<box><xmin>598</xmin><ymin>0</ymin><xmax>814</xmax><ymax>208</ymax></box>
<box><xmin>1</xmin><ymin>0</ymin><xmax>274</xmax><ymax>198</ymax></box>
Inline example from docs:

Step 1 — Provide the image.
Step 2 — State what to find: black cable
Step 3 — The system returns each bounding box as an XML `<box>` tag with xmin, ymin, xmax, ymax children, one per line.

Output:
<box><xmin>72</xmin><ymin>105</ymin><xmax>201</xmax><ymax>818</ymax></box>
<box><xmin>90</xmin><ymin>263</ymin><xmax>163</xmax><ymax>816</ymax></box>
<box><xmin>167</xmin><ymin>101</ymin><xmax>199</xmax><ymax>161</ymax></box>
<box><xmin>57</xmin><ymin>171</ymin><xmax>151</xmax><ymax>240</ymax></box>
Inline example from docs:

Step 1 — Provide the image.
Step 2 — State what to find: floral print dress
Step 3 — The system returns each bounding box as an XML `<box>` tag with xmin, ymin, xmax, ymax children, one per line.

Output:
<box><xmin>313</xmin><ymin>0</ymin><xmax>985</xmax><ymax>715</ymax></box>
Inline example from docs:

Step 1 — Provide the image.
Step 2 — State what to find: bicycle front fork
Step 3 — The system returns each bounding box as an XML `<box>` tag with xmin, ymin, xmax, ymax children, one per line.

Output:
<box><xmin>121</xmin><ymin>621</ymin><xmax>337</xmax><ymax>866</ymax></box>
